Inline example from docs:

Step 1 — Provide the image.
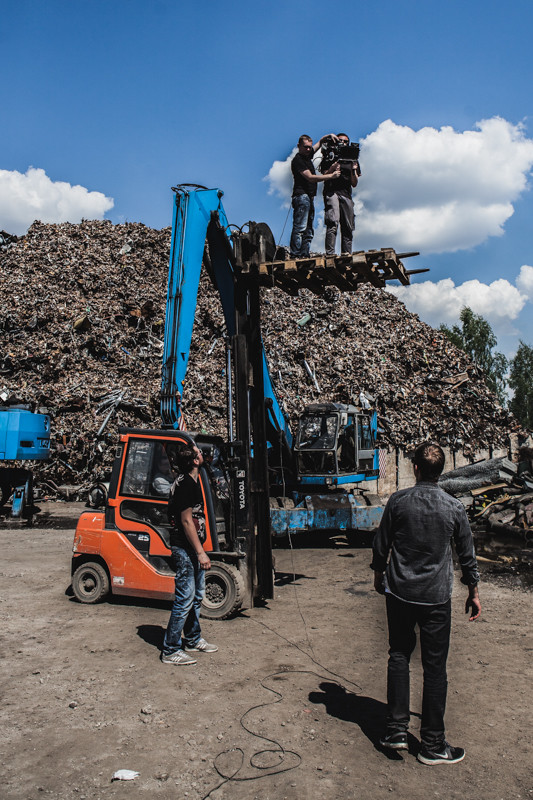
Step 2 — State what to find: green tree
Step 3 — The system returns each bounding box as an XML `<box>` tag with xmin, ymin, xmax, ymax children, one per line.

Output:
<box><xmin>508</xmin><ymin>341</ymin><xmax>533</xmax><ymax>428</ymax></box>
<box><xmin>440</xmin><ymin>307</ymin><xmax>508</xmax><ymax>403</ymax></box>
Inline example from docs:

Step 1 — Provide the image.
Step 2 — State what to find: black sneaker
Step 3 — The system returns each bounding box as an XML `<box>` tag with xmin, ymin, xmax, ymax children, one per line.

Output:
<box><xmin>379</xmin><ymin>731</ymin><xmax>408</xmax><ymax>750</ymax></box>
<box><xmin>417</xmin><ymin>741</ymin><xmax>465</xmax><ymax>765</ymax></box>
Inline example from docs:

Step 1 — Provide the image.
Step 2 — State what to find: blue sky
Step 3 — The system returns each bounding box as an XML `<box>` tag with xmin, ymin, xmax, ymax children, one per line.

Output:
<box><xmin>2</xmin><ymin>0</ymin><xmax>533</xmax><ymax>358</ymax></box>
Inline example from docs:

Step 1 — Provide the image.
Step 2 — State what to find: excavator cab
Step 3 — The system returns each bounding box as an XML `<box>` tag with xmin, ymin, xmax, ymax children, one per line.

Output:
<box><xmin>294</xmin><ymin>403</ymin><xmax>378</xmax><ymax>485</ymax></box>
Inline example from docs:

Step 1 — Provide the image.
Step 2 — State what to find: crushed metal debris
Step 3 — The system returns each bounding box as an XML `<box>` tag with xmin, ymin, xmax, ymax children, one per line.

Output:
<box><xmin>439</xmin><ymin>448</ymin><xmax>533</xmax><ymax>569</ymax></box>
<box><xmin>0</xmin><ymin>219</ymin><xmax>524</xmax><ymax>499</ymax></box>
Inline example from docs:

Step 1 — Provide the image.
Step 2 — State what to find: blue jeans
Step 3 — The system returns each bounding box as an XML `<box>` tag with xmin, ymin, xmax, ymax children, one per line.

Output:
<box><xmin>162</xmin><ymin>546</ymin><xmax>205</xmax><ymax>656</ymax></box>
<box><xmin>385</xmin><ymin>594</ymin><xmax>451</xmax><ymax>749</ymax></box>
<box><xmin>290</xmin><ymin>194</ymin><xmax>315</xmax><ymax>257</ymax></box>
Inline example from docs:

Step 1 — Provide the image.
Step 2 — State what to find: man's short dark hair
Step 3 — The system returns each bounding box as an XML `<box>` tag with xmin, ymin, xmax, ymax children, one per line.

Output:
<box><xmin>413</xmin><ymin>441</ymin><xmax>445</xmax><ymax>481</ymax></box>
<box><xmin>173</xmin><ymin>445</ymin><xmax>198</xmax><ymax>474</ymax></box>
<box><xmin>298</xmin><ymin>134</ymin><xmax>312</xmax><ymax>145</ymax></box>
<box><xmin>336</xmin><ymin>132</ymin><xmax>349</xmax><ymax>139</ymax></box>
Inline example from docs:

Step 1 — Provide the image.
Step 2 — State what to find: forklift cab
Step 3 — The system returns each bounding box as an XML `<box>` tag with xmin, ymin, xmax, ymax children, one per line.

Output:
<box><xmin>71</xmin><ymin>428</ymin><xmax>239</xmax><ymax>613</ymax></box>
<box><xmin>110</xmin><ymin>430</ymin><xmax>227</xmax><ymax>554</ymax></box>
<box><xmin>294</xmin><ymin>403</ymin><xmax>377</xmax><ymax>483</ymax></box>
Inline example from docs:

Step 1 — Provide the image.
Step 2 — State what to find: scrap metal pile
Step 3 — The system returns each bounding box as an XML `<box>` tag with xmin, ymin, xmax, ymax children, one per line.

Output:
<box><xmin>0</xmin><ymin>219</ymin><xmax>522</xmax><ymax>497</ymax></box>
<box><xmin>439</xmin><ymin>449</ymin><xmax>533</xmax><ymax>561</ymax></box>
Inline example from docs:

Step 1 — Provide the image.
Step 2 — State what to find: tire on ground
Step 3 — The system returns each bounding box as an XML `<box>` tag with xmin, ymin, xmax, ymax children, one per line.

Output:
<box><xmin>201</xmin><ymin>562</ymin><xmax>245</xmax><ymax>620</ymax></box>
<box><xmin>72</xmin><ymin>561</ymin><xmax>110</xmax><ymax>604</ymax></box>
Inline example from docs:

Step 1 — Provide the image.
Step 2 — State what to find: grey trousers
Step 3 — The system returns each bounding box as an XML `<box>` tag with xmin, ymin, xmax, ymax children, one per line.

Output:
<box><xmin>324</xmin><ymin>192</ymin><xmax>355</xmax><ymax>255</ymax></box>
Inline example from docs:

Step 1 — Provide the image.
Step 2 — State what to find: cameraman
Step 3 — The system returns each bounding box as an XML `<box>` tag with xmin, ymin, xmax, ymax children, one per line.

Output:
<box><xmin>290</xmin><ymin>134</ymin><xmax>341</xmax><ymax>258</ymax></box>
<box><xmin>322</xmin><ymin>133</ymin><xmax>359</xmax><ymax>255</ymax></box>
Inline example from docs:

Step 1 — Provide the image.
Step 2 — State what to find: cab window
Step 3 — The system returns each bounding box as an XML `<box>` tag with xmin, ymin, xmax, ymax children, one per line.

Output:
<box><xmin>120</xmin><ymin>439</ymin><xmax>175</xmax><ymax>498</ymax></box>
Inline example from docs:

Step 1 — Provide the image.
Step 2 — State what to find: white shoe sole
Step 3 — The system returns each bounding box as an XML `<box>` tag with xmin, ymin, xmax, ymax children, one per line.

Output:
<box><xmin>380</xmin><ymin>740</ymin><xmax>408</xmax><ymax>750</ymax></box>
<box><xmin>161</xmin><ymin>657</ymin><xmax>197</xmax><ymax>666</ymax></box>
<box><xmin>417</xmin><ymin>751</ymin><xmax>465</xmax><ymax>765</ymax></box>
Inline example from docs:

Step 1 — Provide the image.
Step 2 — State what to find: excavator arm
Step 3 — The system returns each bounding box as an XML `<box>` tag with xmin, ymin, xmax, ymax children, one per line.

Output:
<box><xmin>160</xmin><ymin>186</ymin><xmax>233</xmax><ymax>428</ymax></box>
<box><xmin>160</xmin><ymin>185</ymin><xmax>293</xmax><ymax>459</ymax></box>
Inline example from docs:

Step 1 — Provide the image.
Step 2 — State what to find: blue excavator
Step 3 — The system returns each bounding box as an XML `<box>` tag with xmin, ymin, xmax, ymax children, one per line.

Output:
<box><xmin>0</xmin><ymin>406</ymin><xmax>50</xmax><ymax>517</ymax></box>
<box><xmin>71</xmin><ymin>185</ymin><xmax>422</xmax><ymax>616</ymax></box>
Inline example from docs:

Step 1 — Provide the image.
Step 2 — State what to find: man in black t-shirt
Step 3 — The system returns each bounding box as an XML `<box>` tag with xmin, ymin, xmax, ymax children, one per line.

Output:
<box><xmin>161</xmin><ymin>444</ymin><xmax>218</xmax><ymax>666</ymax></box>
<box><xmin>290</xmin><ymin>133</ymin><xmax>341</xmax><ymax>258</ymax></box>
<box><xmin>323</xmin><ymin>132</ymin><xmax>359</xmax><ymax>255</ymax></box>
<box><xmin>168</xmin><ymin>470</ymin><xmax>206</xmax><ymax>547</ymax></box>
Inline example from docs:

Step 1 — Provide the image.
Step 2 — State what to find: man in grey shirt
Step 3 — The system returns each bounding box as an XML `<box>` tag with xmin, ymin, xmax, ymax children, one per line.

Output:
<box><xmin>371</xmin><ymin>441</ymin><xmax>481</xmax><ymax>765</ymax></box>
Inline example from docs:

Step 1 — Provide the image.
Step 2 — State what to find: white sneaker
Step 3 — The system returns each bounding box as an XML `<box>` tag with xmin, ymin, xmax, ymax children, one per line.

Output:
<box><xmin>184</xmin><ymin>638</ymin><xmax>218</xmax><ymax>653</ymax></box>
<box><xmin>161</xmin><ymin>649</ymin><xmax>197</xmax><ymax>665</ymax></box>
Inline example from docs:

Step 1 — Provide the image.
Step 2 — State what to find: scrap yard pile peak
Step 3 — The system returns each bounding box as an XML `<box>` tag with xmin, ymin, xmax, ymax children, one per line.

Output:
<box><xmin>0</xmin><ymin>211</ymin><xmax>521</xmax><ymax>494</ymax></box>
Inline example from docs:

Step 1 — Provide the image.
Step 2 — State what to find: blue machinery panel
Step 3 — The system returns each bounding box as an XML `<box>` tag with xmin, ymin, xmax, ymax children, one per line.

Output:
<box><xmin>270</xmin><ymin>494</ymin><xmax>383</xmax><ymax>536</ymax></box>
<box><xmin>0</xmin><ymin>408</ymin><xmax>50</xmax><ymax>461</ymax></box>
<box><xmin>0</xmin><ymin>408</ymin><xmax>50</xmax><ymax>518</ymax></box>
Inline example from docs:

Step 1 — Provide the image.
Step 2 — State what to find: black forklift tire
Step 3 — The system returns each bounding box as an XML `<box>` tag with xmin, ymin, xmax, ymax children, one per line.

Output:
<box><xmin>72</xmin><ymin>562</ymin><xmax>110</xmax><ymax>604</ymax></box>
<box><xmin>201</xmin><ymin>562</ymin><xmax>245</xmax><ymax>620</ymax></box>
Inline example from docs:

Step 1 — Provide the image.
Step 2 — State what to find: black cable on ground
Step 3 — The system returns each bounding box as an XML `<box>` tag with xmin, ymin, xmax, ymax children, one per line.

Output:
<box><xmin>200</xmin><ymin>540</ymin><xmax>364</xmax><ymax>799</ymax></box>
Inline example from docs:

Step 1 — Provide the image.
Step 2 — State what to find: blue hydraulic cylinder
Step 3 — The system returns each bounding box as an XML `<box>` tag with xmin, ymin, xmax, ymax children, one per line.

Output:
<box><xmin>0</xmin><ymin>408</ymin><xmax>50</xmax><ymax>461</ymax></box>
<box><xmin>262</xmin><ymin>351</ymin><xmax>293</xmax><ymax>449</ymax></box>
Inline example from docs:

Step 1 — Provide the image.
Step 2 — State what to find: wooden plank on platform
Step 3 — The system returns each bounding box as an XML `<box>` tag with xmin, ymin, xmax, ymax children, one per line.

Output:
<box><xmin>253</xmin><ymin>247</ymin><xmax>421</xmax><ymax>294</ymax></box>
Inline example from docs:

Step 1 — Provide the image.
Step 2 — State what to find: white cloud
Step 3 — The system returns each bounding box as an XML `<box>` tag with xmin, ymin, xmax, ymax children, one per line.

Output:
<box><xmin>516</xmin><ymin>264</ymin><xmax>533</xmax><ymax>301</ymax></box>
<box><xmin>388</xmin><ymin>274</ymin><xmax>528</xmax><ymax>336</ymax></box>
<box><xmin>265</xmin><ymin>148</ymin><xmax>296</xmax><ymax>208</ymax></box>
<box><xmin>0</xmin><ymin>167</ymin><xmax>114</xmax><ymax>235</ymax></box>
<box><xmin>265</xmin><ymin>118</ymin><xmax>533</xmax><ymax>255</ymax></box>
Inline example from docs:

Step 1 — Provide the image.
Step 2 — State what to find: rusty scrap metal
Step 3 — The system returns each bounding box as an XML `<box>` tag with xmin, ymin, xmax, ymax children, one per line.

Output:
<box><xmin>0</xmin><ymin>218</ymin><xmax>523</xmax><ymax>500</ymax></box>
<box><xmin>440</xmin><ymin>452</ymin><xmax>533</xmax><ymax>558</ymax></box>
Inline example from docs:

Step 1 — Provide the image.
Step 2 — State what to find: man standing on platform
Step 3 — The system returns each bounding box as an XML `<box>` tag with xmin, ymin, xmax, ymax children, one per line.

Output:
<box><xmin>290</xmin><ymin>133</ymin><xmax>340</xmax><ymax>258</ymax></box>
<box><xmin>322</xmin><ymin>132</ymin><xmax>359</xmax><ymax>255</ymax></box>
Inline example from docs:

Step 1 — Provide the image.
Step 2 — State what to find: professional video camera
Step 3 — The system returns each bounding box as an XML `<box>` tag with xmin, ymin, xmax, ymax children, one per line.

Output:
<box><xmin>320</xmin><ymin>137</ymin><xmax>361</xmax><ymax>177</ymax></box>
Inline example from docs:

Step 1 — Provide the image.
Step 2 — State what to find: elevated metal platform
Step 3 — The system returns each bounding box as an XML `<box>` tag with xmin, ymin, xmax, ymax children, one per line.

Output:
<box><xmin>238</xmin><ymin>246</ymin><xmax>428</xmax><ymax>296</ymax></box>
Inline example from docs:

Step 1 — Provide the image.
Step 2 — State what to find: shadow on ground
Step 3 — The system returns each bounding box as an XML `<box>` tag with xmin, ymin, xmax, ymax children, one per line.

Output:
<box><xmin>137</xmin><ymin>624</ymin><xmax>165</xmax><ymax>651</ymax></box>
<box><xmin>309</xmin><ymin>681</ymin><xmax>419</xmax><ymax>759</ymax></box>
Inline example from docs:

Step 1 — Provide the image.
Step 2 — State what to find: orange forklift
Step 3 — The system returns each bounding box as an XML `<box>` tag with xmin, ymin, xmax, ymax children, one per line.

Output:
<box><xmin>72</xmin><ymin>428</ymin><xmax>251</xmax><ymax>618</ymax></box>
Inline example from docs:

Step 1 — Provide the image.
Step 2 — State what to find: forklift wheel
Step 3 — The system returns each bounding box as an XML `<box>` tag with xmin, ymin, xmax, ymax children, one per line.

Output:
<box><xmin>201</xmin><ymin>563</ymin><xmax>245</xmax><ymax>620</ymax></box>
<box><xmin>72</xmin><ymin>562</ymin><xmax>110</xmax><ymax>604</ymax></box>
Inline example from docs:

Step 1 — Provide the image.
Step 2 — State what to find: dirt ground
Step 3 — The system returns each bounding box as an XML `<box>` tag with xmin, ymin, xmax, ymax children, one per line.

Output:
<box><xmin>1</xmin><ymin>503</ymin><xmax>531</xmax><ymax>800</ymax></box>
